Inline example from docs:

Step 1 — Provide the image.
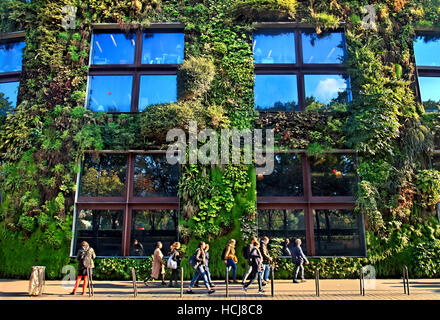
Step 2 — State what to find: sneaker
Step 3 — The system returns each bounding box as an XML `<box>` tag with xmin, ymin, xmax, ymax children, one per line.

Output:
<box><xmin>161</xmin><ymin>281</ymin><xmax>167</xmax><ymax>285</ymax></box>
<box><xmin>144</xmin><ymin>281</ymin><xmax>149</xmax><ymax>287</ymax></box>
<box><xmin>70</xmin><ymin>291</ymin><xmax>75</xmax><ymax>295</ymax></box>
<box><xmin>209</xmin><ymin>283</ymin><xmax>216</xmax><ymax>288</ymax></box>
<box><xmin>242</xmin><ymin>286</ymin><xmax>247</xmax><ymax>293</ymax></box>
<box><xmin>301</xmin><ymin>279</ymin><xmax>306</xmax><ymax>283</ymax></box>
<box><xmin>186</xmin><ymin>290</ymin><xmax>194</xmax><ymax>294</ymax></box>
<box><xmin>258</xmin><ymin>289</ymin><xmax>265</xmax><ymax>294</ymax></box>
<box><xmin>262</xmin><ymin>282</ymin><xmax>267</xmax><ymax>286</ymax></box>
<box><xmin>194</xmin><ymin>284</ymin><xmax>200</xmax><ymax>288</ymax></box>
<box><xmin>208</xmin><ymin>289</ymin><xmax>215</xmax><ymax>295</ymax></box>
<box><xmin>293</xmin><ymin>280</ymin><xmax>299</xmax><ymax>283</ymax></box>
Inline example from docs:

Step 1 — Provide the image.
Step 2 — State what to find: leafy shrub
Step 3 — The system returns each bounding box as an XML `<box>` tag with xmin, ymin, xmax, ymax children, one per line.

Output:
<box><xmin>177</xmin><ymin>56</ymin><xmax>216</xmax><ymax>100</ymax></box>
<box><xmin>415</xmin><ymin>169</ymin><xmax>440</xmax><ymax>209</ymax></box>
<box><xmin>231</xmin><ymin>0</ymin><xmax>297</xmax><ymax>21</ymax></box>
<box><xmin>411</xmin><ymin>241</ymin><xmax>440</xmax><ymax>278</ymax></box>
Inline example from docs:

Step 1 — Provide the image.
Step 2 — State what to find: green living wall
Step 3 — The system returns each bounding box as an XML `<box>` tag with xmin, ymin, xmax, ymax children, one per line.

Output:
<box><xmin>1</xmin><ymin>0</ymin><xmax>440</xmax><ymax>280</ymax></box>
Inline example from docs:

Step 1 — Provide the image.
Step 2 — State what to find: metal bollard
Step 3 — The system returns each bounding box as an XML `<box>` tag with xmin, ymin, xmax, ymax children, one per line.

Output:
<box><xmin>270</xmin><ymin>267</ymin><xmax>274</xmax><ymax>297</ymax></box>
<box><xmin>87</xmin><ymin>267</ymin><xmax>94</xmax><ymax>297</ymax></box>
<box><xmin>225</xmin><ymin>266</ymin><xmax>229</xmax><ymax>298</ymax></box>
<box><xmin>359</xmin><ymin>267</ymin><xmax>365</xmax><ymax>296</ymax></box>
<box><xmin>180</xmin><ymin>267</ymin><xmax>184</xmax><ymax>298</ymax></box>
<box><xmin>131</xmin><ymin>268</ymin><xmax>138</xmax><ymax>298</ymax></box>
<box><xmin>315</xmin><ymin>267</ymin><xmax>320</xmax><ymax>297</ymax></box>
<box><xmin>403</xmin><ymin>265</ymin><xmax>410</xmax><ymax>295</ymax></box>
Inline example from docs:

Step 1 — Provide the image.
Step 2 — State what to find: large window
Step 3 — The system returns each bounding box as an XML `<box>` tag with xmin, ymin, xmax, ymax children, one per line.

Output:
<box><xmin>414</xmin><ymin>33</ymin><xmax>440</xmax><ymax>112</ymax></box>
<box><xmin>72</xmin><ymin>152</ymin><xmax>179</xmax><ymax>257</ymax></box>
<box><xmin>253</xmin><ymin>28</ymin><xmax>351</xmax><ymax>112</ymax></box>
<box><xmin>0</xmin><ymin>36</ymin><xmax>25</xmax><ymax>110</ymax></box>
<box><xmin>257</xmin><ymin>151</ymin><xmax>365</xmax><ymax>257</ymax></box>
<box><xmin>86</xmin><ymin>28</ymin><xmax>183</xmax><ymax>113</ymax></box>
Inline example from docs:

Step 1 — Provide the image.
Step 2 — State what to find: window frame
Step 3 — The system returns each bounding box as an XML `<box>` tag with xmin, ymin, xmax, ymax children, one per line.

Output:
<box><xmin>71</xmin><ymin>150</ymin><xmax>180</xmax><ymax>258</ymax></box>
<box><xmin>0</xmin><ymin>31</ymin><xmax>25</xmax><ymax>109</ymax></box>
<box><xmin>253</xmin><ymin>26</ymin><xmax>349</xmax><ymax>112</ymax></box>
<box><xmin>256</xmin><ymin>149</ymin><xmax>366</xmax><ymax>257</ymax></box>
<box><xmin>87</xmin><ymin>24</ymin><xmax>184</xmax><ymax>113</ymax></box>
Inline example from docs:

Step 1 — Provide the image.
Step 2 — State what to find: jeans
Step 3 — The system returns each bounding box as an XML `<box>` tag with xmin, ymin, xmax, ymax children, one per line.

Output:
<box><xmin>294</xmin><ymin>261</ymin><xmax>304</xmax><ymax>281</ymax></box>
<box><xmin>189</xmin><ymin>265</ymin><xmax>210</xmax><ymax>290</ymax></box>
<box><xmin>263</xmin><ymin>264</ymin><xmax>270</xmax><ymax>281</ymax></box>
<box><xmin>194</xmin><ymin>266</ymin><xmax>212</xmax><ymax>285</ymax></box>
<box><xmin>225</xmin><ymin>259</ymin><xmax>237</xmax><ymax>280</ymax></box>
<box><xmin>242</xmin><ymin>264</ymin><xmax>252</xmax><ymax>283</ymax></box>
<box><xmin>244</xmin><ymin>267</ymin><xmax>263</xmax><ymax>291</ymax></box>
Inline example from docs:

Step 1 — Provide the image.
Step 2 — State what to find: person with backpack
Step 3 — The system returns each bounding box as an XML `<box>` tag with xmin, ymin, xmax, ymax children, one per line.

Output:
<box><xmin>70</xmin><ymin>241</ymin><xmax>96</xmax><ymax>295</ymax></box>
<box><xmin>194</xmin><ymin>243</ymin><xmax>215</xmax><ymax>288</ymax></box>
<box><xmin>186</xmin><ymin>241</ymin><xmax>215</xmax><ymax>295</ymax></box>
<box><xmin>292</xmin><ymin>238</ymin><xmax>309</xmax><ymax>283</ymax></box>
<box><xmin>242</xmin><ymin>240</ymin><xmax>265</xmax><ymax>294</ymax></box>
<box><xmin>241</xmin><ymin>236</ymin><xmax>258</xmax><ymax>285</ymax></box>
<box><xmin>223</xmin><ymin>239</ymin><xmax>238</xmax><ymax>284</ymax></box>
<box><xmin>167</xmin><ymin>242</ymin><xmax>181</xmax><ymax>287</ymax></box>
<box><xmin>144</xmin><ymin>241</ymin><xmax>166</xmax><ymax>286</ymax></box>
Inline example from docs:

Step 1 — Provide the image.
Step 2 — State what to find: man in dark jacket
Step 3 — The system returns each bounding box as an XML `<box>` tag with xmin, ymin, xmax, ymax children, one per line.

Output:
<box><xmin>242</xmin><ymin>241</ymin><xmax>265</xmax><ymax>293</ymax></box>
<box><xmin>260</xmin><ymin>236</ymin><xmax>272</xmax><ymax>285</ymax></box>
<box><xmin>291</xmin><ymin>238</ymin><xmax>309</xmax><ymax>283</ymax></box>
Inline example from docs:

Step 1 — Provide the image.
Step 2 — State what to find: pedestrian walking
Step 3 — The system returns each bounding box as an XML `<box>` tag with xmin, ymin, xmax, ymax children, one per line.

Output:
<box><xmin>223</xmin><ymin>239</ymin><xmax>239</xmax><ymax>284</ymax></box>
<box><xmin>282</xmin><ymin>238</ymin><xmax>291</xmax><ymax>256</ymax></box>
<box><xmin>186</xmin><ymin>241</ymin><xmax>215</xmax><ymax>295</ymax></box>
<box><xmin>132</xmin><ymin>239</ymin><xmax>144</xmax><ymax>256</ymax></box>
<box><xmin>194</xmin><ymin>243</ymin><xmax>215</xmax><ymax>288</ymax></box>
<box><xmin>167</xmin><ymin>242</ymin><xmax>181</xmax><ymax>287</ymax></box>
<box><xmin>241</xmin><ymin>236</ymin><xmax>258</xmax><ymax>284</ymax></box>
<box><xmin>260</xmin><ymin>236</ymin><xmax>272</xmax><ymax>285</ymax></box>
<box><xmin>292</xmin><ymin>238</ymin><xmax>309</xmax><ymax>283</ymax></box>
<box><xmin>144</xmin><ymin>241</ymin><xmax>166</xmax><ymax>286</ymax></box>
<box><xmin>71</xmin><ymin>241</ymin><xmax>96</xmax><ymax>295</ymax></box>
<box><xmin>242</xmin><ymin>241</ymin><xmax>265</xmax><ymax>294</ymax></box>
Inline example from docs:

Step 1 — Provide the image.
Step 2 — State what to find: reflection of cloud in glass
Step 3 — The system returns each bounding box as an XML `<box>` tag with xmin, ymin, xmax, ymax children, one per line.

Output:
<box><xmin>0</xmin><ymin>41</ymin><xmax>25</xmax><ymax>72</ymax></box>
<box><xmin>419</xmin><ymin>76</ymin><xmax>440</xmax><ymax>102</ymax></box>
<box><xmin>305</xmin><ymin>75</ymin><xmax>347</xmax><ymax>104</ymax></box>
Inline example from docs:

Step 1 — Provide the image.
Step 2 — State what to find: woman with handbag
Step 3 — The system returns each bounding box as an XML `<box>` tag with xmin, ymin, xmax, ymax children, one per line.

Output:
<box><xmin>167</xmin><ymin>242</ymin><xmax>181</xmax><ymax>287</ymax></box>
<box><xmin>144</xmin><ymin>241</ymin><xmax>166</xmax><ymax>286</ymax></box>
<box><xmin>223</xmin><ymin>239</ymin><xmax>239</xmax><ymax>284</ymax></box>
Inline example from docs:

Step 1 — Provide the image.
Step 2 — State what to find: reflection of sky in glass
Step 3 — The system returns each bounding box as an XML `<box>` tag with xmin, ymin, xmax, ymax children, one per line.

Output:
<box><xmin>419</xmin><ymin>76</ymin><xmax>440</xmax><ymax>112</ymax></box>
<box><xmin>414</xmin><ymin>36</ymin><xmax>440</xmax><ymax>67</ymax></box>
<box><xmin>253</xmin><ymin>31</ymin><xmax>295</xmax><ymax>64</ymax></box>
<box><xmin>304</xmin><ymin>74</ymin><xmax>348</xmax><ymax>104</ymax></box>
<box><xmin>302</xmin><ymin>32</ymin><xmax>345</xmax><ymax>64</ymax></box>
<box><xmin>254</xmin><ymin>74</ymin><xmax>298</xmax><ymax>111</ymax></box>
<box><xmin>138</xmin><ymin>75</ymin><xmax>177</xmax><ymax>111</ymax></box>
<box><xmin>0</xmin><ymin>81</ymin><xmax>19</xmax><ymax>108</ymax></box>
<box><xmin>91</xmin><ymin>33</ymin><xmax>135</xmax><ymax>65</ymax></box>
<box><xmin>0</xmin><ymin>41</ymin><xmax>25</xmax><ymax>72</ymax></box>
<box><xmin>142</xmin><ymin>33</ymin><xmax>184</xmax><ymax>64</ymax></box>
<box><xmin>87</xmin><ymin>75</ymin><xmax>133</xmax><ymax>112</ymax></box>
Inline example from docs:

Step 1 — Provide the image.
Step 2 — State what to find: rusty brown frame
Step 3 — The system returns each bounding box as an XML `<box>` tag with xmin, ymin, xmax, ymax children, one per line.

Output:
<box><xmin>87</xmin><ymin>27</ymin><xmax>184</xmax><ymax>113</ymax></box>
<box><xmin>256</xmin><ymin>150</ymin><xmax>359</xmax><ymax>256</ymax></box>
<box><xmin>253</xmin><ymin>27</ymin><xmax>349</xmax><ymax>112</ymax></box>
<box><xmin>75</xmin><ymin>151</ymin><xmax>179</xmax><ymax>257</ymax></box>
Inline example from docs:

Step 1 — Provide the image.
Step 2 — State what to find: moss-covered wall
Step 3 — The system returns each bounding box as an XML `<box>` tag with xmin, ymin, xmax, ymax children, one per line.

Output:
<box><xmin>1</xmin><ymin>0</ymin><xmax>440</xmax><ymax>280</ymax></box>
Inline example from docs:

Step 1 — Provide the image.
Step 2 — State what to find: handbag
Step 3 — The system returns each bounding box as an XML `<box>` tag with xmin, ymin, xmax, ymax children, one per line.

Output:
<box><xmin>167</xmin><ymin>253</ymin><xmax>178</xmax><ymax>269</ymax></box>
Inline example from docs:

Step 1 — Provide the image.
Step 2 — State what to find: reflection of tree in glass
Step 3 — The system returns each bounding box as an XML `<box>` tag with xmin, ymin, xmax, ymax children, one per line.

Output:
<box><xmin>134</xmin><ymin>210</ymin><xmax>176</xmax><ymax>232</ymax></box>
<box><xmin>423</xmin><ymin>100</ymin><xmax>440</xmax><ymax>112</ymax></box>
<box><xmin>134</xmin><ymin>155</ymin><xmax>179</xmax><ymax>197</ymax></box>
<box><xmin>314</xmin><ymin>209</ymin><xmax>358</xmax><ymax>245</ymax></box>
<box><xmin>0</xmin><ymin>93</ymin><xmax>13</xmax><ymax>116</ymax></box>
<box><xmin>258</xmin><ymin>210</ymin><xmax>304</xmax><ymax>233</ymax></box>
<box><xmin>256</xmin><ymin>100</ymin><xmax>298</xmax><ymax>112</ymax></box>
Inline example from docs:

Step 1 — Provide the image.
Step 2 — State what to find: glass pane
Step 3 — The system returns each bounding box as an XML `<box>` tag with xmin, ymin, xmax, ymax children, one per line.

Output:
<box><xmin>0</xmin><ymin>41</ymin><xmax>25</xmax><ymax>72</ymax></box>
<box><xmin>142</xmin><ymin>33</ymin><xmax>184</xmax><ymax>64</ymax></box>
<box><xmin>254</xmin><ymin>74</ymin><xmax>299</xmax><ymax>111</ymax></box>
<box><xmin>253</xmin><ymin>31</ymin><xmax>295</xmax><ymax>64</ymax></box>
<box><xmin>91</xmin><ymin>33</ymin><xmax>135</xmax><ymax>65</ymax></box>
<box><xmin>414</xmin><ymin>35</ymin><xmax>440</xmax><ymax>67</ymax></box>
<box><xmin>304</xmin><ymin>74</ymin><xmax>350</xmax><ymax>109</ymax></box>
<box><xmin>0</xmin><ymin>81</ymin><xmax>19</xmax><ymax>109</ymax></box>
<box><xmin>87</xmin><ymin>75</ymin><xmax>133</xmax><ymax>112</ymax></box>
<box><xmin>133</xmin><ymin>154</ymin><xmax>180</xmax><ymax>197</ymax></box>
<box><xmin>74</xmin><ymin>209</ymin><xmax>124</xmax><ymax>256</ymax></box>
<box><xmin>257</xmin><ymin>153</ymin><xmax>303</xmax><ymax>196</ymax></box>
<box><xmin>257</xmin><ymin>209</ymin><xmax>307</xmax><ymax>255</ymax></box>
<box><xmin>79</xmin><ymin>153</ymin><xmax>127</xmax><ymax>197</ymax></box>
<box><xmin>310</xmin><ymin>153</ymin><xmax>357</xmax><ymax>196</ymax></box>
<box><xmin>432</xmin><ymin>154</ymin><xmax>440</xmax><ymax>170</ymax></box>
<box><xmin>138</xmin><ymin>75</ymin><xmax>177</xmax><ymax>111</ymax></box>
<box><xmin>313</xmin><ymin>209</ymin><xmax>365</xmax><ymax>256</ymax></box>
<box><xmin>418</xmin><ymin>77</ymin><xmax>440</xmax><ymax>113</ymax></box>
<box><xmin>130</xmin><ymin>209</ymin><xmax>178</xmax><ymax>256</ymax></box>
<box><xmin>302</xmin><ymin>32</ymin><xmax>345</xmax><ymax>64</ymax></box>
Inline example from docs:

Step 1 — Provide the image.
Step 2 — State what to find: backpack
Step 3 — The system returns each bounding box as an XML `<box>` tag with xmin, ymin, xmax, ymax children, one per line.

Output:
<box><xmin>79</xmin><ymin>248</ymin><xmax>92</xmax><ymax>268</ymax></box>
<box><xmin>243</xmin><ymin>245</ymin><xmax>251</xmax><ymax>260</ymax></box>
<box><xmin>188</xmin><ymin>254</ymin><xmax>197</xmax><ymax>268</ymax></box>
<box><xmin>221</xmin><ymin>247</ymin><xmax>228</xmax><ymax>260</ymax></box>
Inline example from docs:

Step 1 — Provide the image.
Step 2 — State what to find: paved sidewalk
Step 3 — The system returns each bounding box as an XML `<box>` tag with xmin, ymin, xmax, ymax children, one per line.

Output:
<box><xmin>1</xmin><ymin>278</ymin><xmax>440</xmax><ymax>300</ymax></box>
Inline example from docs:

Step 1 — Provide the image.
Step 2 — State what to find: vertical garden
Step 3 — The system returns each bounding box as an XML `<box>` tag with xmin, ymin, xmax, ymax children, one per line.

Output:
<box><xmin>1</xmin><ymin>0</ymin><xmax>440</xmax><ymax>280</ymax></box>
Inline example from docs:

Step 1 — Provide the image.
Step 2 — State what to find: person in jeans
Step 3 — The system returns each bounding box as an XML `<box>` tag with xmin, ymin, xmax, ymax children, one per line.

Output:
<box><xmin>260</xmin><ymin>236</ymin><xmax>272</xmax><ymax>285</ymax></box>
<box><xmin>224</xmin><ymin>239</ymin><xmax>238</xmax><ymax>284</ymax></box>
<box><xmin>187</xmin><ymin>241</ymin><xmax>215</xmax><ymax>295</ymax></box>
<box><xmin>168</xmin><ymin>242</ymin><xmax>181</xmax><ymax>287</ymax></box>
<box><xmin>242</xmin><ymin>241</ymin><xmax>265</xmax><ymax>294</ymax></box>
<box><xmin>292</xmin><ymin>238</ymin><xmax>309</xmax><ymax>283</ymax></box>
<box><xmin>242</xmin><ymin>236</ymin><xmax>258</xmax><ymax>285</ymax></box>
<box><xmin>194</xmin><ymin>243</ymin><xmax>215</xmax><ymax>288</ymax></box>
<box><xmin>71</xmin><ymin>241</ymin><xmax>96</xmax><ymax>295</ymax></box>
